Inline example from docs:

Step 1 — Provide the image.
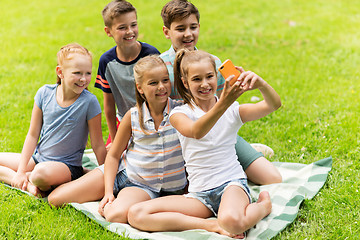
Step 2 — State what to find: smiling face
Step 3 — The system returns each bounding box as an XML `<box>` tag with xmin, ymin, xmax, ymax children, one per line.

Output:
<box><xmin>163</xmin><ymin>14</ymin><xmax>199</xmax><ymax>51</ymax></box>
<box><xmin>136</xmin><ymin>65</ymin><xmax>171</xmax><ymax>105</ymax></box>
<box><xmin>184</xmin><ymin>58</ymin><xmax>217</xmax><ymax>104</ymax></box>
<box><xmin>56</xmin><ymin>53</ymin><xmax>92</xmax><ymax>95</ymax></box>
<box><xmin>105</xmin><ymin>11</ymin><xmax>138</xmax><ymax>48</ymax></box>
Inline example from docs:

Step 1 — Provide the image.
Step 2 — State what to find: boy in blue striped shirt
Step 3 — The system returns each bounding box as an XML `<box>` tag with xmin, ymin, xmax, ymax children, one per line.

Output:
<box><xmin>159</xmin><ymin>0</ymin><xmax>281</xmax><ymax>185</ymax></box>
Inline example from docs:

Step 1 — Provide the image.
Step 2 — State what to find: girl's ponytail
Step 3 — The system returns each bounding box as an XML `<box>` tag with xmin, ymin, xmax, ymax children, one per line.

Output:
<box><xmin>174</xmin><ymin>49</ymin><xmax>217</xmax><ymax>107</ymax></box>
<box><xmin>174</xmin><ymin>49</ymin><xmax>193</xmax><ymax>105</ymax></box>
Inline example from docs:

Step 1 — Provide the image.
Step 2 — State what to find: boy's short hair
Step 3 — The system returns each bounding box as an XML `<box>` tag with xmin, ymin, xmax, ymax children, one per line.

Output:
<box><xmin>161</xmin><ymin>0</ymin><xmax>200</xmax><ymax>28</ymax></box>
<box><xmin>102</xmin><ymin>0</ymin><xmax>136</xmax><ymax>28</ymax></box>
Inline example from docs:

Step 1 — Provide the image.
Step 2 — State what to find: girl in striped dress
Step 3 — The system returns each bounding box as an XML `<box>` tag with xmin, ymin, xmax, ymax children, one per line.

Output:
<box><xmin>97</xmin><ymin>55</ymin><xmax>187</xmax><ymax>223</ymax></box>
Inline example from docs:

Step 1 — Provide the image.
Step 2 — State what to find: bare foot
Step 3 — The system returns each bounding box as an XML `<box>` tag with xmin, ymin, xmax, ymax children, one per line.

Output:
<box><xmin>231</xmin><ymin>233</ymin><xmax>246</xmax><ymax>239</ymax></box>
<box><xmin>257</xmin><ymin>191</ymin><xmax>272</xmax><ymax>216</ymax></box>
<box><xmin>207</xmin><ymin>219</ymin><xmax>245</xmax><ymax>238</ymax></box>
<box><xmin>26</xmin><ymin>181</ymin><xmax>46</xmax><ymax>198</ymax></box>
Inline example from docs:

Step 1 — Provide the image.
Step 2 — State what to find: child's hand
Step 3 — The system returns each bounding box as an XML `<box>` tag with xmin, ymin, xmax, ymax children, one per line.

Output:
<box><xmin>11</xmin><ymin>172</ymin><xmax>28</xmax><ymax>191</ymax></box>
<box><xmin>221</xmin><ymin>69</ymin><xmax>247</xmax><ymax>105</ymax></box>
<box><xmin>98</xmin><ymin>193</ymin><xmax>115</xmax><ymax>216</ymax></box>
<box><xmin>236</xmin><ymin>66</ymin><xmax>281</xmax><ymax>123</ymax></box>
<box><xmin>236</xmin><ymin>67</ymin><xmax>265</xmax><ymax>91</ymax></box>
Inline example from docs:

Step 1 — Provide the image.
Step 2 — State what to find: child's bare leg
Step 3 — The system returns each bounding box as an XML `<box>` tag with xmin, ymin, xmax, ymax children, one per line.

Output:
<box><xmin>0</xmin><ymin>166</ymin><xmax>17</xmax><ymax>185</ymax></box>
<box><xmin>103</xmin><ymin>187</ymin><xmax>151</xmax><ymax>223</ymax></box>
<box><xmin>0</xmin><ymin>153</ymin><xmax>22</xmax><ymax>170</ymax></box>
<box><xmin>245</xmin><ymin>157</ymin><xmax>282</xmax><ymax>185</ymax></box>
<box><xmin>0</xmin><ymin>153</ymin><xmax>35</xmax><ymax>185</ymax></box>
<box><xmin>128</xmin><ymin>195</ymin><xmax>234</xmax><ymax>237</ymax></box>
<box><xmin>218</xmin><ymin>186</ymin><xmax>272</xmax><ymax>235</ymax></box>
<box><xmin>29</xmin><ymin>161</ymin><xmax>71</xmax><ymax>192</ymax></box>
<box><xmin>48</xmin><ymin>168</ymin><xmax>104</xmax><ymax>207</ymax></box>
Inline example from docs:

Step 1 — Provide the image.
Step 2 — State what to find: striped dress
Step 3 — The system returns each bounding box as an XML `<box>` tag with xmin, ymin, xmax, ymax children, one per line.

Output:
<box><xmin>123</xmin><ymin>98</ymin><xmax>187</xmax><ymax>192</ymax></box>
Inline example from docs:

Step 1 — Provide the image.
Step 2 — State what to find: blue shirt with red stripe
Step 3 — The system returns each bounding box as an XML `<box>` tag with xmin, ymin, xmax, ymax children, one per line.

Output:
<box><xmin>94</xmin><ymin>42</ymin><xmax>160</xmax><ymax>120</ymax></box>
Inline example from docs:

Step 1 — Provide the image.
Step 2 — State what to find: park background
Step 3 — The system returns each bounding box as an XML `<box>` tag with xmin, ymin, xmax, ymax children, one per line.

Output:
<box><xmin>0</xmin><ymin>0</ymin><xmax>359</xmax><ymax>239</ymax></box>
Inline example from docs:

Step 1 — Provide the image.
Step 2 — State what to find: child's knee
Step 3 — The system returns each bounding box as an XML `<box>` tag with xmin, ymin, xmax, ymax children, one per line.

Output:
<box><xmin>103</xmin><ymin>204</ymin><xmax>128</xmax><ymax>223</ymax></box>
<box><xmin>271</xmin><ymin>171</ymin><xmax>282</xmax><ymax>183</ymax></box>
<box><xmin>218</xmin><ymin>212</ymin><xmax>248</xmax><ymax>234</ymax></box>
<box><xmin>29</xmin><ymin>164</ymin><xmax>51</xmax><ymax>185</ymax></box>
<box><xmin>127</xmin><ymin>203</ymin><xmax>148</xmax><ymax>227</ymax></box>
<box><xmin>47</xmin><ymin>190</ymin><xmax>63</xmax><ymax>207</ymax></box>
<box><xmin>47</xmin><ymin>193</ymin><xmax>57</xmax><ymax>207</ymax></box>
<box><xmin>265</xmin><ymin>169</ymin><xmax>282</xmax><ymax>184</ymax></box>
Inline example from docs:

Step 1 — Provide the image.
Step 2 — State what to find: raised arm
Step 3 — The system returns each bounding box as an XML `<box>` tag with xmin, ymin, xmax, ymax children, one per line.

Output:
<box><xmin>236</xmin><ymin>68</ymin><xmax>281</xmax><ymax>123</ymax></box>
<box><xmin>12</xmin><ymin>103</ymin><xmax>42</xmax><ymax>190</ymax></box>
<box><xmin>99</xmin><ymin>110</ymin><xmax>132</xmax><ymax>215</ymax></box>
<box><xmin>170</xmin><ymin>76</ymin><xmax>245</xmax><ymax>139</ymax></box>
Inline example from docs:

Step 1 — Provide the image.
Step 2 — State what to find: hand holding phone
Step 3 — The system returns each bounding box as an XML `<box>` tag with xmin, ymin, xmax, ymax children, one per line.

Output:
<box><xmin>218</xmin><ymin>59</ymin><xmax>240</xmax><ymax>86</ymax></box>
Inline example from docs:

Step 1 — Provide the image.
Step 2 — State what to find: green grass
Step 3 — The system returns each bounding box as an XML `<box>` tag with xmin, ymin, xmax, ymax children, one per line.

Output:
<box><xmin>1</xmin><ymin>0</ymin><xmax>359</xmax><ymax>239</ymax></box>
<box><xmin>0</xmin><ymin>185</ymin><xmax>130</xmax><ymax>239</ymax></box>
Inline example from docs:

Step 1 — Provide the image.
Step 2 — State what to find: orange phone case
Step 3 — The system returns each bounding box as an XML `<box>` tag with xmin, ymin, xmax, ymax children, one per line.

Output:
<box><xmin>218</xmin><ymin>59</ymin><xmax>240</xmax><ymax>86</ymax></box>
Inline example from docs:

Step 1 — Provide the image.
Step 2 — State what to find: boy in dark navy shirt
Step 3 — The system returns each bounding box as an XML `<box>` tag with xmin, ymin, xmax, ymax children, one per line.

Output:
<box><xmin>95</xmin><ymin>0</ymin><xmax>160</xmax><ymax>147</ymax></box>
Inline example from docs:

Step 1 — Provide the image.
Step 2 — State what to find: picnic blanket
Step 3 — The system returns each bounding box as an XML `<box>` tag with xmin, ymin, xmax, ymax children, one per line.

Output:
<box><xmin>2</xmin><ymin>150</ymin><xmax>332</xmax><ymax>240</ymax></box>
<box><xmin>73</xmin><ymin>150</ymin><xmax>332</xmax><ymax>240</ymax></box>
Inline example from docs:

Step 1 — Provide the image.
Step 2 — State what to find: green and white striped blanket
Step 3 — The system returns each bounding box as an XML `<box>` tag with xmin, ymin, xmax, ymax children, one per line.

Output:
<box><xmin>3</xmin><ymin>150</ymin><xmax>331</xmax><ymax>240</ymax></box>
<box><xmin>74</xmin><ymin>151</ymin><xmax>332</xmax><ymax>240</ymax></box>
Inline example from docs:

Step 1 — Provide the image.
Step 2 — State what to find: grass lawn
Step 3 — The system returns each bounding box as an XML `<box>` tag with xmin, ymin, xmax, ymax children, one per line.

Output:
<box><xmin>1</xmin><ymin>0</ymin><xmax>359</xmax><ymax>239</ymax></box>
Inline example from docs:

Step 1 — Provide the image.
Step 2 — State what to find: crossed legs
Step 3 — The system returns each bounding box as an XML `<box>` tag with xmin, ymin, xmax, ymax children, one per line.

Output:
<box><xmin>0</xmin><ymin>153</ymin><xmax>71</xmax><ymax>197</ymax></box>
<box><xmin>48</xmin><ymin>168</ymin><xmax>105</xmax><ymax>207</ymax></box>
<box><xmin>128</xmin><ymin>186</ymin><xmax>271</xmax><ymax>237</ymax></box>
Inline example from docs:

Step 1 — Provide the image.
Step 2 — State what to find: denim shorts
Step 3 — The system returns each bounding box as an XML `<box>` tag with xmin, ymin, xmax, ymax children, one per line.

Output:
<box><xmin>32</xmin><ymin>156</ymin><xmax>83</xmax><ymax>181</ymax></box>
<box><xmin>97</xmin><ymin>165</ymin><xmax>185</xmax><ymax>199</ymax></box>
<box><xmin>185</xmin><ymin>178</ymin><xmax>251</xmax><ymax>216</ymax></box>
<box><xmin>115</xmin><ymin>175</ymin><xmax>185</xmax><ymax>199</ymax></box>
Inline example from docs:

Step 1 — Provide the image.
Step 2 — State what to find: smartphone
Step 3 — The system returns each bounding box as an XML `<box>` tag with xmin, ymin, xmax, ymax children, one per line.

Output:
<box><xmin>218</xmin><ymin>59</ymin><xmax>240</xmax><ymax>86</ymax></box>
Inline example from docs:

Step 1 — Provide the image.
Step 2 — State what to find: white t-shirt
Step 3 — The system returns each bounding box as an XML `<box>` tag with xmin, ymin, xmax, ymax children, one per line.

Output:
<box><xmin>170</xmin><ymin>100</ymin><xmax>246</xmax><ymax>192</ymax></box>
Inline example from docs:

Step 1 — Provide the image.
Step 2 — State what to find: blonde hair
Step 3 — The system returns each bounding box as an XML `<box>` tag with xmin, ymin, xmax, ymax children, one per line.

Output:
<box><xmin>56</xmin><ymin>43</ymin><xmax>92</xmax><ymax>84</ymax></box>
<box><xmin>133</xmin><ymin>55</ymin><xmax>167</xmax><ymax>134</ymax></box>
<box><xmin>102</xmin><ymin>0</ymin><xmax>136</xmax><ymax>28</ymax></box>
<box><xmin>173</xmin><ymin>49</ymin><xmax>216</xmax><ymax>106</ymax></box>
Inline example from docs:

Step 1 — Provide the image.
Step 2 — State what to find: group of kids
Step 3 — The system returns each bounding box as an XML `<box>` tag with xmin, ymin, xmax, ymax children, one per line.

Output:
<box><xmin>0</xmin><ymin>0</ymin><xmax>282</xmax><ymax>238</ymax></box>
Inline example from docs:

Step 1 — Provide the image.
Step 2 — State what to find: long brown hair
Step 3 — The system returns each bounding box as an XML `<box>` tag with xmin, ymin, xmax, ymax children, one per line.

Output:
<box><xmin>173</xmin><ymin>49</ymin><xmax>216</xmax><ymax>107</ymax></box>
<box><xmin>133</xmin><ymin>55</ymin><xmax>167</xmax><ymax>134</ymax></box>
